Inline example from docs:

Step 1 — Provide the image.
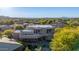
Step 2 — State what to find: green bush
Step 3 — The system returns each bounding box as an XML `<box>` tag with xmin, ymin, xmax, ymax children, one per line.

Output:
<box><xmin>3</xmin><ymin>29</ymin><xmax>13</xmax><ymax>38</ymax></box>
<box><xmin>14</xmin><ymin>24</ymin><xmax>24</xmax><ymax>30</ymax></box>
<box><xmin>50</xmin><ymin>27</ymin><xmax>79</xmax><ymax>51</ymax></box>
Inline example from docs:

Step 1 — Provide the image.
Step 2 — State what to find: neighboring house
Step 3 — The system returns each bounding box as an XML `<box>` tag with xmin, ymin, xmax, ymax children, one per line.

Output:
<box><xmin>12</xmin><ymin>25</ymin><xmax>54</xmax><ymax>50</ymax></box>
<box><xmin>0</xmin><ymin>25</ymin><xmax>14</xmax><ymax>31</ymax></box>
<box><xmin>23</xmin><ymin>23</ymin><xmax>29</xmax><ymax>27</ymax></box>
<box><xmin>33</xmin><ymin>22</ymin><xmax>40</xmax><ymax>24</ymax></box>
<box><xmin>52</xmin><ymin>21</ymin><xmax>67</xmax><ymax>28</ymax></box>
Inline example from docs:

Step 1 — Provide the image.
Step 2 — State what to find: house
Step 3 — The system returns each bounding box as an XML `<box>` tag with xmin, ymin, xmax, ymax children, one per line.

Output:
<box><xmin>12</xmin><ymin>25</ymin><xmax>54</xmax><ymax>50</ymax></box>
<box><xmin>23</xmin><ymin>23</ymin><xmax>29</xmax><ymax>27</ymax></box>
<box><xmin>13</xmin><ymin>25</ymin><xmax>54</xmax><ymax>40</ymax></box>
<box><xmin>52</xmin><ymin>21</ymin><xmax>67</xmax><ymax>28</ymax></box>
<box><xmin>0</xmin><ymin>25</ymin><xmax>14</xmax><ymax>31</ymax></box>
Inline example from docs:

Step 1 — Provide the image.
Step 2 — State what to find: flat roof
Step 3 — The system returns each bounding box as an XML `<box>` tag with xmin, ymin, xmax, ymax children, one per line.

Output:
<box><xmin>14</xmin><ymin>30</ymin><xmax>34</xmax><ymax>33</ymax></box>
<box><xmin>0</xmin><ymin>37</ymin><xmax>22</xmax><ymax>51</ymax></box>
<box><xmin>21</xmin><ymin>30</ymin><xmax>34</xmax><ymax>32</ymax></box>
<box><xmin>0</xmin><ymin>42</ymin><xmax>22</xmax><ymax>51</ymax></box>
<box><xmin>27</xmin><ymin>25</ymin><xmax>54</xmax><ymax>29</ymax></box>
<box><xmin>14</xmin><ymin>30</ymin><xmax>21</xmax><ymax>33</ymax></box>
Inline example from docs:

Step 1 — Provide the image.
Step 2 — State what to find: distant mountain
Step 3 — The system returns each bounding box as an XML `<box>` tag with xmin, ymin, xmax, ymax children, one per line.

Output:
<box><xmin>0</xmin><ymin>16</ymin><xmax>20</xmax><ymax>20</ymax></box>
<box><xmin>0</xmin><ymin>16</ymin><xmax>79</xmax><ymax>21</ymax></box>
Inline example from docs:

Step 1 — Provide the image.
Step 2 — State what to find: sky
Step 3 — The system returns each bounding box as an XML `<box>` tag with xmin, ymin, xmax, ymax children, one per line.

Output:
<box><xmin>0</xmin><ymin>7</ymin><xmax>79</xmax><ymax>18</ymax></box>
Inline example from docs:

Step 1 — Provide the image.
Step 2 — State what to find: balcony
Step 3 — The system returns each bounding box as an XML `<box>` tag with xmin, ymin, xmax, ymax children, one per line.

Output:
<box><xmin>19</xmin><ymin>34</ymin><xmax>43</xmax><ymax>39</ymax></box>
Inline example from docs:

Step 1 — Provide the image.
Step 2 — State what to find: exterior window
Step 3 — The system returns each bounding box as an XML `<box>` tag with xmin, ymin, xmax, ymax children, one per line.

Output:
<box><xmin>23</xmin><ymin>33</ymin><xmax>28</xmax><ymax>35</ymax></box>
<box><xmin>22</xmin><ymin>32</ymin><xmax>31</xmax><ymax>35</ymax></box>
<box><xmin>0</xmin><ymin>28</ymin><xmax>2</xmax><ymax>31</ymax></box>
<box><xmin>47</xmin><ymin>29</ymin><xmax>52</xmax><ymax>33</ymax></box>
<box><xmin>34</xmin><ymin>29</ymin><xmax>40</xmax><ymax>34</ymax></box>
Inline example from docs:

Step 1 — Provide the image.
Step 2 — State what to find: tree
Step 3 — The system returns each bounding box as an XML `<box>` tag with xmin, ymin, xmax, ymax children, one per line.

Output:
<box><xmin>3</xmin><ymin>29</ymin><xmax>13</xmax><ymax>38</ymax></box>
<box><xmin>25</xmin><ymin>47</ymin><xmax>31</xmax><ymax>51</ymax></box>
<box><xmin>35</xmin><ymin>46</ymin><xmax>42</xmax><ymax>51</ymax></box>
<box><xmin>39</xmin><ymin>19</ymin><xmax>47</xmax><ymax>24</ymax></box>
<box><xmin>0</xmin><ymin>32</ymin><xmax>3</xmax><ymax>39</ymax></box>
<box><xmin>50</xmin><ymin>27</ymin><xmax>79</xmax><ymax>51</ymax></box>
<box><xmin>2</xmin><ymin>19</ymin><xmax>14</xmax><ymax>25</ymax></box>
<box><xmin>14</xmin><ymin>25</ymin><xmax>24</xmax><ymax>30</ymax></box>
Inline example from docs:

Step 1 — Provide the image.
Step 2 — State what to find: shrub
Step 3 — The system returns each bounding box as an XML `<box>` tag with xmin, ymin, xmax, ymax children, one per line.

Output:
<box><xmin>50</xmin><ymin>27</ymin><xmax>79</xmax><ymax>51</ymax></box>
<box><xmin>3</xmin><ymin>29</ymin><xmax>13</xmax><ymax>38</ymax></box>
